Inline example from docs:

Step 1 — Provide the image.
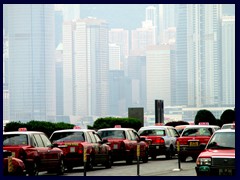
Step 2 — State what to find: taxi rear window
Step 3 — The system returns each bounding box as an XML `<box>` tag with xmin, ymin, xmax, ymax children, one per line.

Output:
<box><xmin>139</xmin><ymin>129</ymin><xmax>165</xmax><ymax>136</ymax></box>
<box><xmin>98</xmin><ymin>130</ymin><xmax>126</xmax><ymax>139</ymax></box>
<box><xmin>3</xmin><ymin>134</ymin><xmax>28</xmax><ymax>146</ymax></box>
<box><xmin>182</xmin><ymin>127</ymin><xmax>213</xmax><ymax>136</ymax></box>
<box><xmin>50</xmin><ymin>132</ymin><xmax>85</xmax><ymax>142</ymax></box>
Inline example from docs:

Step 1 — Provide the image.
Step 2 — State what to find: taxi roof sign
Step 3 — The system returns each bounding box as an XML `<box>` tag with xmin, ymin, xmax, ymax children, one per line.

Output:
<box><xmin>73</xmin><ymin>126</ymin><xmax>81</xmax><ymax>129</ymax></box>
<box><xmin>155</xmin><ymin>123</ymin><xmax>164</xmax><ymax>126</ymax></box>
<box><xmin>114</xmin><ymin>125</ymin><xmax>121</xmax><ymax>128</ymax></box>
<box><xmin>198</xmin><ymin>122</ymin><xmax>209</xmax><ymax>125</ymax></box>
<box><xmin>18</xmin><ymin>128</ymin><xmax>27</xmax><ymax>131</ymax></box>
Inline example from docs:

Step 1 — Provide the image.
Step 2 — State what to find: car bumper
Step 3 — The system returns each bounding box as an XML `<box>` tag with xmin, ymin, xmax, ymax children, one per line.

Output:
<box><xmin>195</xmin><ymin>166</ymin><xmax>235</xmax><ymax>176</ymax></box>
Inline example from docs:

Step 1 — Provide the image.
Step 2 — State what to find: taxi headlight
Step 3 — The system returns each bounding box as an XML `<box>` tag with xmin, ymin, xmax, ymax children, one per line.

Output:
<box><xmin>197</xmin><ymin>157</ymin><xmax>211</xmax><ymax>165</ymax></box>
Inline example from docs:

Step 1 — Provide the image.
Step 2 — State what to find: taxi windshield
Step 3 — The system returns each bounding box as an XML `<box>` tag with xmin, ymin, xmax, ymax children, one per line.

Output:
<box><xmin>3</xmin><ymin>134</ymin><xmax>28</xmax><ymax>146</ymax></box>
<box><xmin>50</xmin><ymin>132</ymin><xmax>85</xmax><ymax>142</ymax></box>
<box><xmin>207</xmin><ymin>132</ymin><xmax>235</xmax><ymax>149</ymax></box>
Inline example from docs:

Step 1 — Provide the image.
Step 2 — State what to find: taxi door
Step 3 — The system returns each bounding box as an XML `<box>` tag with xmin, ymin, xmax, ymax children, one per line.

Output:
<box><xmin>33</xmin><ymin>134</ymin><xmax>59</xmax><ymax>168</ymax></box>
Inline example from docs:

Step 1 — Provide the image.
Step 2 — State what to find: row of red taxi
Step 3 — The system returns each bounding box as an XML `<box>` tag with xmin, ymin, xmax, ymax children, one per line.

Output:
<box><xmin>3</xmin><ymin>122</ymin><xmax>235</xmax><ymax>176</ymax></box>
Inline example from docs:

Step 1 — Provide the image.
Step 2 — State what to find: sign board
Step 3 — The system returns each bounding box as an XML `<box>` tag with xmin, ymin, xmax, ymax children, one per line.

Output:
<box><xmin>198</xmin><ymin>122</ymin><xmax>209</xmax><ymax>125</ymax></box>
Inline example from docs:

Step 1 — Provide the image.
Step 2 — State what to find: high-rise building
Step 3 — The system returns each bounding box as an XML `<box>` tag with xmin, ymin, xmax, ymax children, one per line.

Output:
<box><xmin>145</xmin><ymin>6</ymin><xmax>157</xmax><ymax>44</ymax></box>
<box><xmin>221</xmin><ymin>16</ymin><xmax>235</xmax><ymax>105</ymax></box>
<box><xmin>176</xmin><ymin>4</ymin><xmax>223</xmax><ymax>107</ymax></box>
<box><xmin>131</xmin><ymin>21</ymin><xmax>155</xmax><ymax>56</ymax></box>
<box><xmin>109</xmin><ymin>43</ymin><xmax>121</xmax><ymax>70</ymax></box>
<box><xmin>127</xmin><ymin>56</ymin><xmax>146</xmax><ymax>110</ymax></box>
<box><xmin>146</xmin><ymin>45</ymin><xmax>172</xmax><ymax>113</ymax></box>
<box><xmin>159</xmin><ymin>4</ymin><xmax>176</xmax><ymax>44</ymax></box>
<box><xmin>5</xmin><ymin>4</ymin><xmax>56</xmax><ymax>122</ymax></box>
<box><xmin>63</xmin><ymin>18</ymin><xmax>109</xmax><ymax>117</ymax></box>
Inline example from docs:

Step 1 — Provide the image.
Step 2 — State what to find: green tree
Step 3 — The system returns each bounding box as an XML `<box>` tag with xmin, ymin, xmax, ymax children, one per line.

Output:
<box><xmin>91</xmin><ymin>117</ymin><xmax>142</xmax><ymax>131</ymax></box>
<box><xmin>165</xmin><ymin>121</ymin><xmax>189</xmax><ymax>127</ymax></box>
<box><xmin>194</xmin><ymin>109</ymin><xmax>217</xmax><ymax>125</ymax></box>
<box><xmin>220</xmin><ymin>109</ymin><xmax>235</xmax><ymax>125</ymax></box>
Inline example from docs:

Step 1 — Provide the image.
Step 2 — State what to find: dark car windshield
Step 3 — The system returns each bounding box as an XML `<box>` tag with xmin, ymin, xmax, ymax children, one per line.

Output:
<box><xmin>139</xmin><ymin>129</ymin><xmax>165</xmax><ymax>136</ymax></box>
<box><xmin>207</xmin><ymin>132</ymin><xmax>235</xmax><ymax>149</ymax></box>
<box><xmin>50</xmin><ymin>132</ymin><xmax>85</xmax><ymax>143</ymax></box>
<box><xmin>3</xmin><ymin>134</ymin><xmax>28</xmax><ymax>146</ymax></box>
<box><xmin>98</xmin><ymin>130</ymin><xmax>126</xmax><ymax>139</ymax></box>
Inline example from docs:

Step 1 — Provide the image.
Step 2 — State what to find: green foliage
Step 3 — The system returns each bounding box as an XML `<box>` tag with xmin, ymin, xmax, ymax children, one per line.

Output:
<box><xmin>4</xmin><ymin>120</ymin><xmax>74</xmax><ymax>138</ymax></box>
<box><xmin>165</xmin><ymin>121</ymin><xmax>189</xmax><ymax>127</ymax></box>
<box><xmin>194</xmin><ymin>109</ymin><xmax>217</xmax><ymax>125</ymax></box>
<box><xmin>220</xmin><ymin>109</ymin><xmax>235</xmax><ymax>125</ymax></box>
<box><xmin>92</xmin><ymin>117</ymin><xmax>142</xmax><ymax>131</ymax></box>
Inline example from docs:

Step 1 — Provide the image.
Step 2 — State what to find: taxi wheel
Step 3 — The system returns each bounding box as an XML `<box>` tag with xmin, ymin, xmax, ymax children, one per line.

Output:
<box><xmin>126</xmin><ymin>155</ymin><xmax>133</xmax><ymax>165</ymax></box>
<box><xmin>86</xmin><ymin>155</ymin><xmax>94</xmax><ymax>171</ymax></box>
<box><xmin>66</xmin><ymin>165</ymin><xmax>73</xmax><ymax>172</ymax></box>
<box><xmin>151</xmin><ymin>155</ymin><xmax>157</xmax><ymax>160</ymax></box>
<box><xmin>57</xmin><ymin>159</ymin><xmax>65</xmax><ymax>175</ymax></box>
<box><xmin>29</xmin><ymin>162</ymin><xmax>39</xmax><ymax>176</ymax></box>
<box><xmin>166</xmin><ymin>146</ymin><xmax>174</xmax><ymax>159</ymax></box>
<box><xmin>180</xmin><ymin>156</ymin><xmax>186</xmax><ymax>162</ymax></box>
<box><xmin>105</xmin><ymin>154</ymin><xmax>112</xmax><ymax>169</ymax></box>
<box><xmin>142</xmin><ymin>150</ymin><xmax>149</xmax><ymax>163</ymax></box>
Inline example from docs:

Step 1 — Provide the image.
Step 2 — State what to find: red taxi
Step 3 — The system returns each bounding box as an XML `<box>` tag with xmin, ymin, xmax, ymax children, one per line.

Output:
<box><xmin>177</xmin><ymin>124</ymin><xmax>220</xmax><ymax>162</ymax></box>
<box><xmin>97</xmin><ymin>126</ymin><xmax>149</xmax><ymax>164</ymax></box>
<box><xmin>49</xmin><ymin>127</ymin><xmax>112</xmax><ymax>171</ymax></box>
<box><xmin>195</xmin><ymin>128</ymin><xmax>235</xmax><ymax>176</ymax></box>
<box><xmin>3</xmin><ymin>128</ymin><xmax>65</xmax><ymax>176</ymax></box>
<box><xmin>3</xmin><ymin>150</ymin><xmax>26</xmax><ymax>176</ymax></box>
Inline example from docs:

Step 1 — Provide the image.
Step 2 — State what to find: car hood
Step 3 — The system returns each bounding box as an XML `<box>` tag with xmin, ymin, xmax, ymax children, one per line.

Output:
<box><xmin>200</xmin><ymin>149</ymin><xmax>235</xmax><ymax>157</ymax></box>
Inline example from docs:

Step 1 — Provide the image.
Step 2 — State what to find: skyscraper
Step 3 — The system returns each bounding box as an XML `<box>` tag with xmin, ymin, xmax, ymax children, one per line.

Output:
<box><xmin>176</xmin><ymin>4</ymin><xmax>223</xmax><ymax>107</ymax></box>
<box><xmin>5</xmin><ymin>4</ymin><xmax>56</xmax><ymax>122</ymax></box>
<box><xmin>221</xmin><ymin>16</ymin><xmax>235</xmax><ymax>105</ymax></box>
<box><xmin>63</xmin><ymin>18</ymin><xmax>109</xmax><ymax>117</ymax></box>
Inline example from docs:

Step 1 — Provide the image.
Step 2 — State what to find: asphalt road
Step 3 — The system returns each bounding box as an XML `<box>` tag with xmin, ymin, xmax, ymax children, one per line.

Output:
<box><xmin>41</xmin><ymin>155</ymin><xmax>196</xmax><ymax>176</ymax></box>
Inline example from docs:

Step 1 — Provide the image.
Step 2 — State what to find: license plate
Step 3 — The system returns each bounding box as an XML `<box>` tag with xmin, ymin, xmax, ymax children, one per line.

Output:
<box><xmin>113</xmin><ymin>144</ymin><xmax>118</xmax><ymax>149</ymax></box>
<box><xmin>219</xmin><ymin>168</ymin><xmax>233</xmax><ymax>175</ymax></box>
<box><xmin>156</xmin><ymin>146</ymin><xmax>159</xmax><ymax>149</ymax></box>
<box><xmin>189</xmin><ymin>141</ymin><xmax>199</xmax><ymax>146</ymax></box>
<box><xmin>70</xmin><ymin>147</ymin><xmax>75</xmax><ymax>152</ymax></box>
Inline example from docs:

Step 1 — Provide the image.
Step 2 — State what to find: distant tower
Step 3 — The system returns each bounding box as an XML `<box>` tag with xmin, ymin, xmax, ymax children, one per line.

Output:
<box><xmin>145</xmin><ymin>6</ymin><xmax>157</xmax><ymax>45</ymax></box>
<box><xmin>6</xmin><ymin>4</ymin><xmax>56</xmax><ymax>122</ymax></box>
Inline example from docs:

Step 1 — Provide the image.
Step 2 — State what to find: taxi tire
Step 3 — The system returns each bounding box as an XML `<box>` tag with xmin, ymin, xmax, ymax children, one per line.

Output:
<box><xmin>142</xmin><ymin>149</ymin><xmax>149</xmax><ymax>163</ymax></box>
<box><xmin>57</xmin><ymin>159</ymin><xmax>65</xmax><ymax>175</ymax></box>
<box><xmin>86</xmin><ymin>155</ymin><xmax>94</xmax><ymax>171</ymax></box>
<box><xmin>28</xmin><ymin>162</ymin><xmax>39</xmax><ymax>176</ymax></box>
<box><xmin>105</xmin><ymin>154</ymin><xmax>112</xmax><ymax>169</ymax></box>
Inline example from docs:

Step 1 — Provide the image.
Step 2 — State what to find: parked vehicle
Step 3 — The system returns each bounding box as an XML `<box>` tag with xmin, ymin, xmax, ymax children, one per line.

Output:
<box><xmin>97</xmin><ymin>126</ymin><xmax>149</xmax><ymax>164</ymax></box>
<box><xmin>3</xmin><ymin>150</ymin><xmax>26</xmax><ymax>176</ymax></box>
<box><xmin>138</xmin><ymin>126</ymin><xmax>180</xmax><ymax>159</ymax></box>
<box><xmin>195</xmin><ymin>128</ymin><xmax>235</xmax><ymax>176</ymax></box>
<box><xmin>3</xmin><ymin>128</ymin><xmax>65</xmax><ymax>176</ymax></box>
<box><xmin>50</xmin><ymin>127</ymin><xmax>112</xmax><ymax>171</ymax></box>
<box><xmin>177</xmin><ymin>125</ymin><xmax>220</xmax><ymax>162</ymax></box>
<box><xmin>221</xmin><ymin>123</ymin><xmax>235</xmax><ymax>129</ymax></box>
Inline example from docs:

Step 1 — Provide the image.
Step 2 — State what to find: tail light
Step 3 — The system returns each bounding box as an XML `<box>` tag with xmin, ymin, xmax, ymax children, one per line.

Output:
<box><xmin>78</xmin><ymin>144</ymin><xmax>83</xmax><ymax>154</ymax></box>
<box><xmin>155</xmin><ymin>138</ymin><xmax>165</xmax><ymax>144</ymax></box>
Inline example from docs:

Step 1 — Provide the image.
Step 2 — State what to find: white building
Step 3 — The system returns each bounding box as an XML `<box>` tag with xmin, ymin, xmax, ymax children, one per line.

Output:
<box><xmin>146</xmin><ymin>45</ymin><xmax>172</xmax><ymax>113</ymax></box>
